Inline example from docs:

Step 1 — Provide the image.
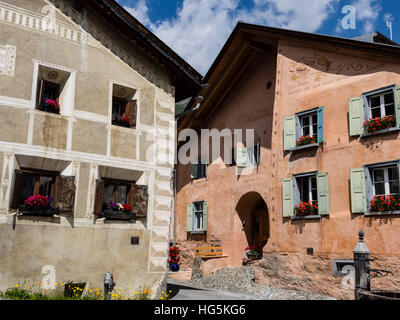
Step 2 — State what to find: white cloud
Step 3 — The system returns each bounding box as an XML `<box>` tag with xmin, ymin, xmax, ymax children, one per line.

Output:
<box><xmin>352</xmin><ymin>0</ymin><xmax>381</xmax><ymax>34</ymax></box>
<box><xmin>122</xmin><ymin>0</ymin><xmax>341</xmax><ymax>74</ymax></box>
<box><xmin>124</xmin><ymin>0</ymin><xmax>151</xmax><ymax>26</ymax></box>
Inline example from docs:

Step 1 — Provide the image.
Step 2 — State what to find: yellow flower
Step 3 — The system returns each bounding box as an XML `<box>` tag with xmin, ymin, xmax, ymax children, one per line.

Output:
<box><xmin>15</xmin><ymin>284</ymin><xmax>19</xmax><ymax>288</ymax></box>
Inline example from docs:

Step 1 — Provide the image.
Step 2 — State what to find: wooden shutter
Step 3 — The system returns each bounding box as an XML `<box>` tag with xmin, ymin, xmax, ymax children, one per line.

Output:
<box><xmin>282</xmin><ymin>178</ymin><xmax>294</xmax><ymax>217</ymax></box>
<box><xmin>317</xmin><ymin>173</ymin><xmax>330</xmax><ymax>216</ymax></box>
<box><xmin>131</xmin><ymin>185</ymin><xmax>149</xmax><ymax>218</ymax></box>
<box><xmin>349</xmin><ymin>96</ymin><xmax>364</xmax><ymax>136</ymax></box>
<box><xmin>202</xmin><ymin>201</ymin><xmax>208</xmax><ymax>231</ymax></box>
<box><xmin>11</xmin><ymin>170</ymin><xmax>23</xmax><ymax>209</ymax></box>
<box><xmin>237</xmin><ymin>146</ymin><xmax>247</xmax><ymax>168</ymax></box>
<box><xmin>52</xmin><ymin>176</ymin><xmax>76</xmax><ymax>213</ymax></box>
<box><xmin>350</xmin><ymin>168</ymin><xmax>367</xmax><ymax>214</ymax></box>
<box><xmin>284</xmin><ymin>116</ymin><xmax>296</xmax><ymax>151</ymax></box>
<box><xmin>394</xmin><ymin>86</ymin><xmax>400</xmax><ymax>128</ymax></box>
<box><xmin>191</xmin><ymin>164</ymin><xmax>198</xmax><ymax>179</ymax></box>
<box><xmin>317</xmin><ymin>106</ymin><xmax>324</xmax><ymax>144</ymax></box>
<box><xmin>127</xmin><ymin>183</ymin><xmax>135</xmax><ymax>207</ymax></box>
<box><xmin>94</xmin><ymin>179</ymin><xmax>105</xmax><ymax>215</ymax></box>
<box><xmin>123</xmin><ymin>100</ymin><xmax>137</xmax><ymax>128</ymax></box>
<box><xmin>365</xmin><ymin>167</ymin><xmax>374</xmax><ymax>211</ymax></box>
<box><xmin>187</xmin><ymin>203</ymin><xmax>193</xmax><ymax>232</ymax></box>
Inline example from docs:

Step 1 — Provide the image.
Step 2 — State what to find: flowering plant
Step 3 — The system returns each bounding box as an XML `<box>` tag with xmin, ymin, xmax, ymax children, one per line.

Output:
<box><xmin>168</xmin><ymin>246</ymin><xmax>180</xmax><ymax>265</ymax></box>
<box><xmin>244</xmin><ymin>245</ymin><xmax>259</xmax><ymax>258</ymax></box>
<box><xmin>112</xmin><ymin>113</ymin><xmax>130</xmax><ymax>125</ymax></box>
<box><xmin>44</xmin><ymin>99</ymin><xmax>60</xmax><ymax>110</ymax></box>
<box><xmin>24</xmin><ymin>195</ymin><xmax>53</xmax><ymax>207</ymax></box>
<box><xmin>370</xmin><ymin>195</ymin><xmax>400</xmax><ymax>212</ymax></box>
<box><xmin>363</xmin><ymin>116</ymin><xmax>396</xmax><ymax>133</ymax></box>
<box><xmin>296</xmin><ymin>135</ymin><xmax>316</xmax><ymax>147</ymax></box>
<box><xmin>294</xmin><ymin>201</ymin><xmax>318</xmax><ymax>217</ymax></box>
<box><xmin>106</xmin><ymin>201</ymin><xmax>132</xmax><ymax>212</ymax></box>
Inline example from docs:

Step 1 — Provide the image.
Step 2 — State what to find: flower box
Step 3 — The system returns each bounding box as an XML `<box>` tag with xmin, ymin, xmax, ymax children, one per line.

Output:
<box><xmin>296</xmin><ymin>135</ymin><xmax>317</xmax><ymax>147</ymax></box>
<box><xmin>112</xmin><ymin>114</ymin><xmax>131</xmax><ymax>128</ymax></box>
<box><xmin>18</xmin><ymin>205</ymin><xmax>59</xmax><ymax>217</ymax></box>
<box><xmin>370</xmin><ymin>195</ymin><xmax>400</xmax><ymax>213</ymax></box>
<box><xmin>101</xmin><ymin>209</ymin><xmax>136</xmax><ymax>221</ymax></box>
<box><xmin>364</xmin><ymin>116</ymin><xmax>396</xmax><ymax>134</ymax></box>
<box><xmin>294</xmin><ymin>201</ymin><xmax>319</xmax><ymax>217</ymax></box>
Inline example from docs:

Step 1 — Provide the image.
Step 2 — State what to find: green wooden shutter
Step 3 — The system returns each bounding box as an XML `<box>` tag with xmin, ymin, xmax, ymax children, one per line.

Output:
<box><xmin>349</xmin><ymin>96</ymin><xmax>364</xmax><ymax>136</ymax></box>
<box><xmin>187</xmin><ymin>203</ymin><xmax>193</xmax><ymax>232</ymax></box>
<box><xmin>282</xmin><ymin>178</ymin><xmax>294</xmax><ymax>217</ymax></box>
<box><xmin>317</xmin><ymin>106</ymin><xmax>324</xmax><ymax>144</ymax></box>
<box><xmin>350</xmin><ymin>168</ymin><xmax>367</xmax><ymax>214</ymax></box>
<box><xmin>284</xmin><ymin>116</ymin><xmax>296</xmax><ymax>151</ymax></box>
<box><xmin>202</xmin><ymin>201</ymin><xmax>208</xmax><ymax>231</ymax></box>
<box><xmin>191</xmin><ymin>164</ymin><xmax>198</xmax><ymax>179</ymax></box>
<box><xmin>394</xmin><ymin>86</ymin><xmax>400</xmax><ymax>128</ymax></box>
<box><xmin>317</xmin><ymin>172</ymin><xmax>330</xmax><ymax>216</ymax></box>
<box><xmin>237</xmin><ymin>146</ymin><xmax>247</xmax><ymax>168</ymax></box>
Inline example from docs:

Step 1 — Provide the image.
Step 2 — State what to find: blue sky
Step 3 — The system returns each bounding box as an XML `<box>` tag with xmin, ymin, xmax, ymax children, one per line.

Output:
<box><xmin>117</xmin><ymin>0</ymin><xmax>399</xmax><ymax>75</ymax></box>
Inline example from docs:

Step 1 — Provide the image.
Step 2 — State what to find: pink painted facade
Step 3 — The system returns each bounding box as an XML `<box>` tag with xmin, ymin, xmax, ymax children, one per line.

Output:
<box><xmin>175</xmin><ymin>26</ymin><xmax>400</xmax><ymax>273</ymax></box>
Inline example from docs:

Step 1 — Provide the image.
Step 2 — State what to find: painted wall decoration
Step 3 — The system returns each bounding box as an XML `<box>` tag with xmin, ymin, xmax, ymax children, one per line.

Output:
<box><xmin>0</xmin><ymin>44</ymin><xmax>16</xmax><ymax>77</ymax></box>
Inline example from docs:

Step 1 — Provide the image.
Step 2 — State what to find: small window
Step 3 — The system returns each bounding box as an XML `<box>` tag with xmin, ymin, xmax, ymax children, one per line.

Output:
<box><xmin>191</xmin><ymin>161</ymin><xmax>207</xmax><ymax>179</ymax></box>
<box><xmin>193</xmin><ymin>201</ymin><xmax>204</xmax><ymax>231</ymax></box>
<box><xmin>299</xmin><ymin>112</ymin><xmax>318</xmax><ymax>141</ymax></box>
<box><xmin>36</xmin><ymin>65</ymin><xmax>71</xmax><ymax>115</ymax></box>
<box><xmin>15</xmin><ymin>168</ymin><xmax>58</xmax><ymax>207</ymax></box>
<box><xmin>111</xmin><ymin>84</ymin><xmax>137</xmax><ymax>129</ymax></box>
<box><xmin>368</xmin><ymin>90</ymin><xmax>395</xmax><ymax>119</ymax></box>
<box><xmin>297</xmin><ymin>175</ymin><xmax>318</xmax><ymax>205</ymax></box>
<box><xmin>102</xmin><ymin>178</ymin><xmax>132</xmax><ymax>209</ymax></box>
<box><xmin>372</xmin><ymin>166</ymin><xmax>399</xmax><ymax>197</ymax></box>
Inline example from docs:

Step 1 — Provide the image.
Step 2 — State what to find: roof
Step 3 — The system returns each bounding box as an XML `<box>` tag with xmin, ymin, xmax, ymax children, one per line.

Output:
<box><xmin>178</xmin><ymin>23</ymin><xmax>400</xmax><ymax>131</ymax></box>
<box><xmin>82</xmin><ymin>0</ymin><xmax>203</xmax><ymax>101</ymax></box>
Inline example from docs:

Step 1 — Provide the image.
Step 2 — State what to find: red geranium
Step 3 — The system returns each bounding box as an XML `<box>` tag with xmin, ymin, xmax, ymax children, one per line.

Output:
<box><xmin>363</xmin><ymin>116</ymin><xmax>396</xmax><ymax>133</ymax></box>
<box><xmin>25</xmin><ymin>195</ymin><xmax>53</xmax><ymax>207</ymax></box>
<box><xmin>44</xmin><ymin>99</ymin><xmax>60</xmax><ymax>110</ymax></box>
<box><xmin>294</xmin><ymin>201</ymin><xmax>318</xmax><ymax>217</ymax></box>
<box><xmin>296</xmin><ymin>135</ymin><xmax>316</xmax><ymax>147</ymax></box>
<box><xmin>168</xmin><ymin>246</ymin><xmax>180</xmax><ymax>264</ymax></box>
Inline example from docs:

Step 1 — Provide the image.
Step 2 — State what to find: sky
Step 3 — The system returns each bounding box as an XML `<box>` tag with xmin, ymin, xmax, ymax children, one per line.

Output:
<box><xmin>116</xmin><ymin>0</ymin><xmax>400</xmax><ymax>75</ymax></box>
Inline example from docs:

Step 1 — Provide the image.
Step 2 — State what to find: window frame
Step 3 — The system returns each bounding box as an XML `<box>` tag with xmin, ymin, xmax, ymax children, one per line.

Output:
<box><xmin>292</xmin><ymin>171</ymin><xmax>322</xmax><ymax>220</ymax></box>
<box><xmin>101</xmin><ymin>177</ymin><xmax>136</xmax><ymax>206</ymax></box>
<box><xmin>192</xmin><ymin>201</ymin><xmax>204</xmax><ymax>232</ymax></box>
<box><xmin>364</xmin><ymin>160</ymin><xmax>400</xmax><ymax>215</ymax></box>
<box><xmin>363</xmin><ymin>85</ymin><xmax>396</xmax><ymax>121</ymax></box>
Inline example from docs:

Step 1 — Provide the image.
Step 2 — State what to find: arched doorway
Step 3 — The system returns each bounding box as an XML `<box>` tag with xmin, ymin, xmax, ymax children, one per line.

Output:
<box><xmin>235</xmin><ymin>192</ymin><xmax>270</xmax><ymax>255</ymax></box>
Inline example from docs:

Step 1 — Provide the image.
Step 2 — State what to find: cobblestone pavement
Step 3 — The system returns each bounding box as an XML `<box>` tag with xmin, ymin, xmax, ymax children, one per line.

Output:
<box><xmin>172</xmin><ymin>266</ymin><xmax>335</xmax><ymax>300</ymax></box>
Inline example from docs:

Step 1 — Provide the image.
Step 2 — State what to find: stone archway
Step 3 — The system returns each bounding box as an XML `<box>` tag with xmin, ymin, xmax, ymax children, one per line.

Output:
<box><xmin>235</xmin><ymin>192</ymin><xmax>270</xmax><ymax>256</ymax></box>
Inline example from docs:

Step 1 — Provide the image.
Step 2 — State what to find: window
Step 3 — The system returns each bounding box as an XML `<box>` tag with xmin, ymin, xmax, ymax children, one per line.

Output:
<box><xmin>349</xmin><ymin>85</ymin><xmax>400</xmax><ymax>137</ymax></box>
<box><xmin>11</xmin><ymin>167</ymin><xmax>76</xmax><ymax>214</ymax></box>
<box><xmin>299</xmin><ymin>112</ymin><xmax>318</xmax><ymax>141</ymax></box>
<box><xmin>350</xmin><ymin>162</ymin><xmax>400</xmax><ymax>214</ymax></box>
<box><xmin>15</xmin><ymin>168</ymin><xmax>58</xmax><ymax>206</ymax></box>
<box><xmin>297</xmin><ymin>175</ymin><xmax>318</xmax><ymax>205</ymax></box>
<box><xmin>283</xmin><ymin>107</ymin><xmax>324</xmax><ymax>151</ymax></box>
<box><xmin>369</xmin><ymin>91</ymin><xmax>395</xmax><ymax>119</ymax></box>
<box><xmin>372</xmin><ymin>167</ymin><xmax>399</xmax><ymax>197</ymax></box>
<box><xmin>193</xmin><ymin>201</ymin><xmax>204</xmax><ymax>231</ymax></box>
<box><xmin>93</xmin><ymin>178</ymin><xmax>149</xmax><ymax>218</ymax></box>
<box><xmin>103</xmin><ymin>179</ymin><xmax>131</xmax><ymax>206</ymax></box>
<box><xmin>236</xmin><ymin>143</ymin><xmax>260</xmax><ymax>168</ymax></box>
<box><xmin>187</xmin><ymin>201</ymin><xmax>208</xmax><ymax>233</ymax></box>
<box><xmin>191</xmin><ymin>160</ymin><xmax>207</xmax><ymax>179</ymax></box>
<box><xmin>111</xmin><ymin>84</ymin><xmax>137</xmax><ymax>129</ymax></box>
<box><xmin>281</xmin><ymin>172</ymin><xmax>330</xmax><ymax>218</ymax></box>
<box><xmin>36</xmin><ymin>64</ymin><xmax>72</xmax><ymax>115</ymax></box>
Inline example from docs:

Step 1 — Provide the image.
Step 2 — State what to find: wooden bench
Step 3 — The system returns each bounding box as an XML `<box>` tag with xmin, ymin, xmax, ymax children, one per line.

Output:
<box><xmin>195</xmin><ymin>245</ymin><xmax>223</xmax><ymax>257</ymax></box>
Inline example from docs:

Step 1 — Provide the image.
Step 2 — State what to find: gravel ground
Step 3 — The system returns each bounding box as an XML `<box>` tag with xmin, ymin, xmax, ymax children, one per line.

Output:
<box><xmin>187</xmin><ymin>266</ymin><xmax>336</xmax><ymax>300</ymax></box>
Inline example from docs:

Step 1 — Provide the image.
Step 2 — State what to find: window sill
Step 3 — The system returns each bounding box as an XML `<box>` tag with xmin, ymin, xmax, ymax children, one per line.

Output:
<box><xmin>365</xmin><ymin>211</ymin><xmax>400</xmax><ymax>217</ymax></box>
<box><xmin>361</xmin><ymin>127</ymin><xmax>400</xmax><ymax>138</ymax></box>
<box><xmin>289</xmin><ymin>143</ymin><xmax>320</xmax><ymax>152</ymax></box>
<box><xmin>291</xmin><ymin>215</ymin><xmax>322</xmax><ymax>220</ymax></box>
<box><xmin>190</xmin><ymin>231</ymin><xmax>206</xmax><ymax>234</ymax></box>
